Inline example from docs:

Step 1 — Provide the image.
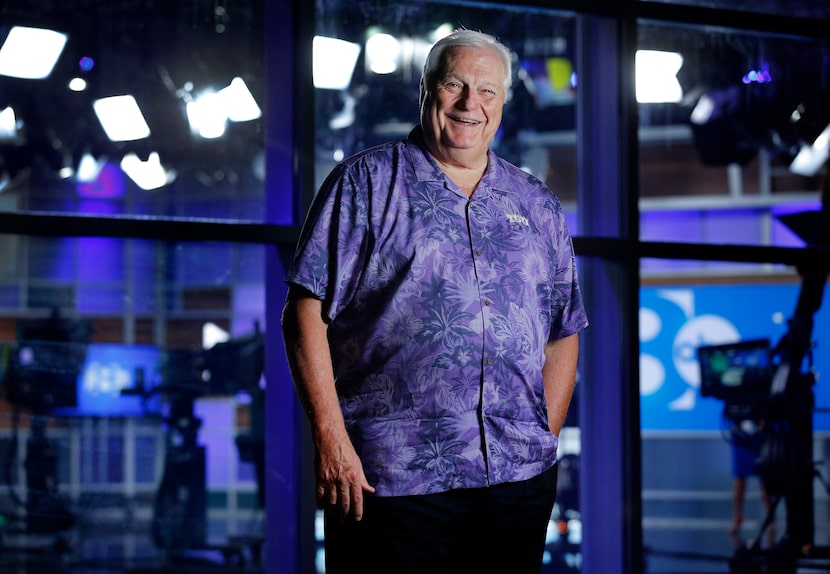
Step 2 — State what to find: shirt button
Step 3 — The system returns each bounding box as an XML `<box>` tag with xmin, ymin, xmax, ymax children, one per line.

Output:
<box><xmin>486</xmin><ymin>358</ymin><xmax>493</xmax><ymax>365</ymax></box>
<box><xmin>484</xmin><ymin>300</ymin><xmax>491</xmax><ymax>306</ymax></box>
<box><xmin>475</xmin><ymin>249</ymin><xmax>482</xmax><ymax>257</ymax></box>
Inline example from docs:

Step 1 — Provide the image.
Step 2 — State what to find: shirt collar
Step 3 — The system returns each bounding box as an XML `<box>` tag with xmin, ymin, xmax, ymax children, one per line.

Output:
<box><xmin>405</xmin><ymin>126</ymin><xmax>505</xmax><ymax>196</ymax></box>
<box><xmin>405</xmin><ymin>126</ymin><xmax>445</xmax><ymax>183</ymax></box>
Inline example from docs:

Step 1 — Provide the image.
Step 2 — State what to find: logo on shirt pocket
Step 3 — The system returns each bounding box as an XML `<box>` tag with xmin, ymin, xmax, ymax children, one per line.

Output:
<box><xmin>506</xmin><ymin>213</ymin><xmax>529</xmax><ymax>227</ymax></box>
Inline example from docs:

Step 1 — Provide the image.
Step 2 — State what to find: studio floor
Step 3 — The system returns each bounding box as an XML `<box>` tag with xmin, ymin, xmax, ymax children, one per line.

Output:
<box><xmin>643</xmin><ymin>516</ymin><xmax>830</xmax><ymax>574</ymax></box>
<box><xmin>1</xmin><ymin>509</ymin><xmax>829</xmax><ymax>574</ymax></box>
<box><xmin>0</xmin><ymin>514</ymin><xmax>265</xmax><ymax>574</ymax></box>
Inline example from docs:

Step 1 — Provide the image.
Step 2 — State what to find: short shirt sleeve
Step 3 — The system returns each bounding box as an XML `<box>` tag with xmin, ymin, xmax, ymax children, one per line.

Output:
<box><xmin>547</xmin><ymin>192</ymin><xmax>589</xmax><ymax>340</ymax></box>
<box><xmin>285</xmin><ymin>163</ymin><xmax>370</xmax><ymax>321</ymax></box>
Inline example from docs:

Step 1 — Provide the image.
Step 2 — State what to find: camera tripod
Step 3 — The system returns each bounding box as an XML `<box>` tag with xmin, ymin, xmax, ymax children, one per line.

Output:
<box><xmin>729</xmin><ymin>165</ymin><xmax>830</xmax><ymax>573</ymax></box>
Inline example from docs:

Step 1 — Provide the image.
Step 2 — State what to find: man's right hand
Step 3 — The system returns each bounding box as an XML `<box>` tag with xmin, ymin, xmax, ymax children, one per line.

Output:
<box><xmin>282</xmin><ymin>291</ymin><xmax>375</xmax><ymax>521</ymax></box>
<box><xmin>315</xmin><ymin>433</ymin><xmax>375</xmax><ymax>522</ymax></box>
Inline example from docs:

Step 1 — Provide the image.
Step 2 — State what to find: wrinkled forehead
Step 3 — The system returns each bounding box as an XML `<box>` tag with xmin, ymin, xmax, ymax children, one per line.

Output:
<box><xmin>436</xmin><ymin>45</ymin><xmax>505</xmax><ymax>82</ymax></box>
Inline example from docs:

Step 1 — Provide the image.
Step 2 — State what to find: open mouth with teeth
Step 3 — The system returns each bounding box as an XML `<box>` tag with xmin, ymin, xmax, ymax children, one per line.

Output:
<box><xmin>451</xmin><ymin>116</ymin><xmax>482</xmax><ymax>125</ymax></box>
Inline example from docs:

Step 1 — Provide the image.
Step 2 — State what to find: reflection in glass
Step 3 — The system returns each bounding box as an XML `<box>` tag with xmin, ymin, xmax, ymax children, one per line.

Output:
<box><xmin>0</xmin><ymin>2</ymin><xmax>265</xmax><ymax>220</ymax></box>
<box><xmin>637</xmin><ymin>23</ymin><xmax>830</xmax><ymax>249</ymax></box>
<box><xmin>313</xmin><ymin>1</ymin><xmax>580</xmax><ymax>221</ymax></box>
<box><xmin>0</xmin><ymin>235</ymin><xmax>265</xmax><ymax>563</ymax></box>
<box><xmin>0</xmin><ymin>26</ymin><xmax>68</xmax><ymax>80</ymax></box>
<box><xmin>640</xmin><ymin>261</ymin><xmax>830</xmax><ymax>572</ymax></box>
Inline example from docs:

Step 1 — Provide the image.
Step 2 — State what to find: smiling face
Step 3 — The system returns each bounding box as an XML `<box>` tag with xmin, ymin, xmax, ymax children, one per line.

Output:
<box><xmin>420</xmin><ymin>45</ymin><xmax>507</xmax><ymax>168</ymax></box>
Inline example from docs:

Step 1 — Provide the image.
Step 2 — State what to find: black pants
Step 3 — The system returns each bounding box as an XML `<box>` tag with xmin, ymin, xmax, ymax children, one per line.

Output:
<box><xmin>324</xmin><ymin>463</ymin><xmax>559</xmax><ymax>574</ymax></box>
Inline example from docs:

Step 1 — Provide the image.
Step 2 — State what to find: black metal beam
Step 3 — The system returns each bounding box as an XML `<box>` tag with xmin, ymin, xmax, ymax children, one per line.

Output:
<box><xmin>575</xmin><ymin>236</ymin><xmax>830</xmax><ymax>267</ymax></box>
<box><xmin>0</xmin><ymin>211</ymin><xmax>301</xmax><ymax>245</ymax></box>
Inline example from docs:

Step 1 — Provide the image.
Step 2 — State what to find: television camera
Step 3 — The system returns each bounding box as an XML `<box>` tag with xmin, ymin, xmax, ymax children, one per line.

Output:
<box><xmin>698</xmin><ymin>169</ymin><xmax>830</xmax><ymax>574</ymax></box>
<box><xmin>1</xmin><ymin>315</ymin><xmax>265</xmax><ymax>566</ymax></box>
<box><xmin>147</xmin><ymin>325</ymin><xmax>265</xmax><ymax>556</ymax></box>
<box><xmin>2</xmin><ymin>312</ymin><xmax>92</xmax><ymax>535</ymax></box>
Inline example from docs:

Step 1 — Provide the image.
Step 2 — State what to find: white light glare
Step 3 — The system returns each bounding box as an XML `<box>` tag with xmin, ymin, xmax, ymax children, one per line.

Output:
<box><xmin>186</xmin><ymin>78</ymin><xmax>262</xmax><ymax>139</ymax></box>
<box><xmin>220</xmin><ymin>77</ymin><xmax>261</xmax><ymax>122</ymax></box>
<box><xmin>635</xmin><ymin>50</ymin><xmax>684</xmax><ymax>104</ymax></box>
<box><xmin>0</xmin><ymin>26</ymin><xmax>68</xmax><ymax>80</ymax></box>
<box><xmin>313</xmin><ymin>36</ymin><xmax>362</xmax><ymax>89</ymax></box>
<box><xmin>68</xmin><ymin>77</ymin><xmax>87</xmax><ymax>92</ymax></box>
<box><xmin>789</xmin><ymin>123</ymin><xmax>830</xmax><ymax>177</ymax></box>
<box><xmin>690</xmin><ymin>94</ymin><xmax>715</xmax><ymax>125</ymax></box>
<box><xmin>430</xmin><ymin>24</ymin><xmax>454</xmax><ymax>44</ymax></box>
<box><xmin>0</xmin><ymin>107</ymin><xmax>19</xmax><ymax>139</ymax></box>
<box><xmin>203</xmin><ymin>322</ymin><xmax>230</xmax><ymax>350</ymax></box>
<box><xmin>187</xmin><ymin>92</ymin><xmax>226</xmax><ymax>139</ymax></box>
<box><xmin>120</xmin><ymin>152</ymin><xmax>176</xmax><ymax>190</ymax></box>
<box><xmin>77</xmin><ymin>152</ymin><xmax>105</xmax><ymax>183</ymax></box>
<box><xmin>366</xmin><ymin>33</ymin><xmax>401</xmax><ymax>75</ymax></box>
<box><xmin>93</xmin><ymin>95</ymin><xmax>151</xmax><ymax>142</ymax></box>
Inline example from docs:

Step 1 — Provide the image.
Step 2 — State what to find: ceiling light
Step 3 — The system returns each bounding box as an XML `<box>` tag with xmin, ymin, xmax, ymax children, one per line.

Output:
<box><xmin>220</xmin><ymin>77</ymin><xmax>261</xmax><ymax>122</ymax></box>
<box><xmin>93</xmin><ymin>95</ymin><xmax>151</xmax><ymax>142</ymax></box>
<box><xmin>184</xmin><ymin>78</ymin><xmax>260</xmax><ymax>139</ymax></box>
<box><xmin>635</xmin><ymin>50</ymin><xmax>684</xmax><ymax>104</ymax></box>
<box><xmin>0</xmin><ymin>106</ymin><xmax>19</xmax><ymax>140</ymax></box>
<box><xmin>120</xmin><ymin>152</ymin><xmax>176</xmax><ymax>190</ymax></box>
<box><xmin>313</xmin><ymin>36</ymin><xmax>361</xmax><ymax>90</ymax></box>
<box><xmin>0</xmin><ymin>26</ymin><xmax>68</xmax><ymax>79</ymax></box>
<box><xmin>366</xmin><ymin>33</ymin><xmax>401</xmax><ymax>75</ymax></box>
<box><xmin>186</xmin><ymin>91</ymin><xmax>227</xmax><ymax>139</ymax></box>
<box><xmin>789</xmin><ymin>123</ymin><xmax>830</xmax><ymax>177</ymax></box>
<box><xmin>68</xmin><ymin>77</ymin><xmax>87</xmax><ymax>92</ymax></box>
<box><xmin>77</xmin><ymin>152</ymin><xmax>106</xmax><ymax>183</ymax></box>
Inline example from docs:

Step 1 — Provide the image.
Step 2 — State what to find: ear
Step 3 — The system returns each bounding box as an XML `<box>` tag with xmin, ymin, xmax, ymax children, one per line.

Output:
<box><xmin>418</xmin><ymin>78</ymin><xmax>432</xmax><ymax>115</ymax></box>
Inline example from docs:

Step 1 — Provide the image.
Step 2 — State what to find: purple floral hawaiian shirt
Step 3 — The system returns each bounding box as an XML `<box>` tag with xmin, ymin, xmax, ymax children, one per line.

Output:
<box><xmin>286</xmin><ymin>127</ymin><xmax>589</xmax><ymax>496</ymax></box>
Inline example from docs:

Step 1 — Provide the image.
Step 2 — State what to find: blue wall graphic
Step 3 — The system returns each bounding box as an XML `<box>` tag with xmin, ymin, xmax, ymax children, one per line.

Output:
<box><xmin>640</xmin><ymin>283</ymin><xmax>830</xmax><ymax>431</ymax></box>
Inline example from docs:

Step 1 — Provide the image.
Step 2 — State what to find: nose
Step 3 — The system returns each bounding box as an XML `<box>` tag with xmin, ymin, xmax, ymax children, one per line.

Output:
<box><xmin>457</xmin><ymin>87</ymin><xmax>479</xmax><ymax>109</ymax></box>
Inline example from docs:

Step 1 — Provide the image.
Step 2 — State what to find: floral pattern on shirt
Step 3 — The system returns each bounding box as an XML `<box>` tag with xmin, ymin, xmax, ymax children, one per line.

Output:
<box><xmin>286</xmin><ymin>128</ymin><xmax>588</xmax><ymax>496</ymax></box>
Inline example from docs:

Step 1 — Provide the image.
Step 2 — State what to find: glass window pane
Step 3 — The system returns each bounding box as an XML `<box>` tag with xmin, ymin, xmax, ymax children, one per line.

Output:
<box><xmin>640</xmin><ymin>0</ymin><xmax>830</xmax><ymax>20</ymax></box>
<box><xmin>314</xmin><ymin>0</ymin><xmax>580</xmax><ymax>227</ymax></box>
<box><xmin>313</xmin><ymin>3</ymin><xmax>581</xmax><ymax>572</ymax></box>
<box><xmin>637</xmin><ymin>23</ymin><xmax>830</xmax><ymax>247</ymax></box>
<box><xmin>0</xmin><ymin>3</ymin><xmax>266</xmax><ymax>220</ymax></box>
<box><xmin>640</xmin><ymin>259</ymin><xmax>829</xmax><ymax>571</ymax></box>
<box><xmin>0</xmin><ymin>236</ymin><xmax>264</xmax><ymax>552</ymax></box>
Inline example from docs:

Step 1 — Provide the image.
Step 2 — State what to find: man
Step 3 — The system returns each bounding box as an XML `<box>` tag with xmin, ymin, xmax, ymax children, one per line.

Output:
<box><xmin>282</xmin><ymin>29</ymin><xmax>588</xmax><ymax>573</ymax></box>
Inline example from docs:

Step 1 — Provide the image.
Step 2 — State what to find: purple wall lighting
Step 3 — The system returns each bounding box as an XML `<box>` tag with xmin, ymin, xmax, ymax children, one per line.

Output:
<box><xmin>639</xmin><ymin>201</ymin><xmax>827</xmax><ymax>274</ymax></box>
<box><xmin>77</xmin><ymin>237</ymin><xmax>124</xmax><ymax>314</ymax></box>
<box><xmin>76</xmin><ymin>163</ymin><xmax>125</xmax><ymax>199</ymax></box>
<box><xmin>641</xmin><ymin>209</ymin><xmax>703</xmax><ymax>244</ymax></box>
<box><xmin>642</xmin><ymin>208</ymin><xmax>765</xmax><ymax>245</ymax></box>
<box><xmin>771</xmin><ymin>199</ymin><xmax>822</xmax><ymax>247</ymax></box>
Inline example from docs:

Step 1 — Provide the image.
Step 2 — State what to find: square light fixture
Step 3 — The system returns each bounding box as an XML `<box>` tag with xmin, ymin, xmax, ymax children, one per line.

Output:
<box><xmin>313</xmin><ymin>36</ymin><xmax>361</xmax><ymax>90</ymax></box>
<box><xmin>93</xmin><ymin>95</ymin><xmax>151</xmax><ymax>141</ymax></box>
<box><xmin>0</xmin><ymin>26</ymin><xmax>68</xmax><ymax>79</ymax></box>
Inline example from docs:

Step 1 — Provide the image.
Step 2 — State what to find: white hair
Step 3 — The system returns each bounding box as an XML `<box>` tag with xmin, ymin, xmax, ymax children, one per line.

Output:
<box><xmin>419</xmin><ymin>29</ymin><xmax>513</xmax><ymax>104</ymax></box>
